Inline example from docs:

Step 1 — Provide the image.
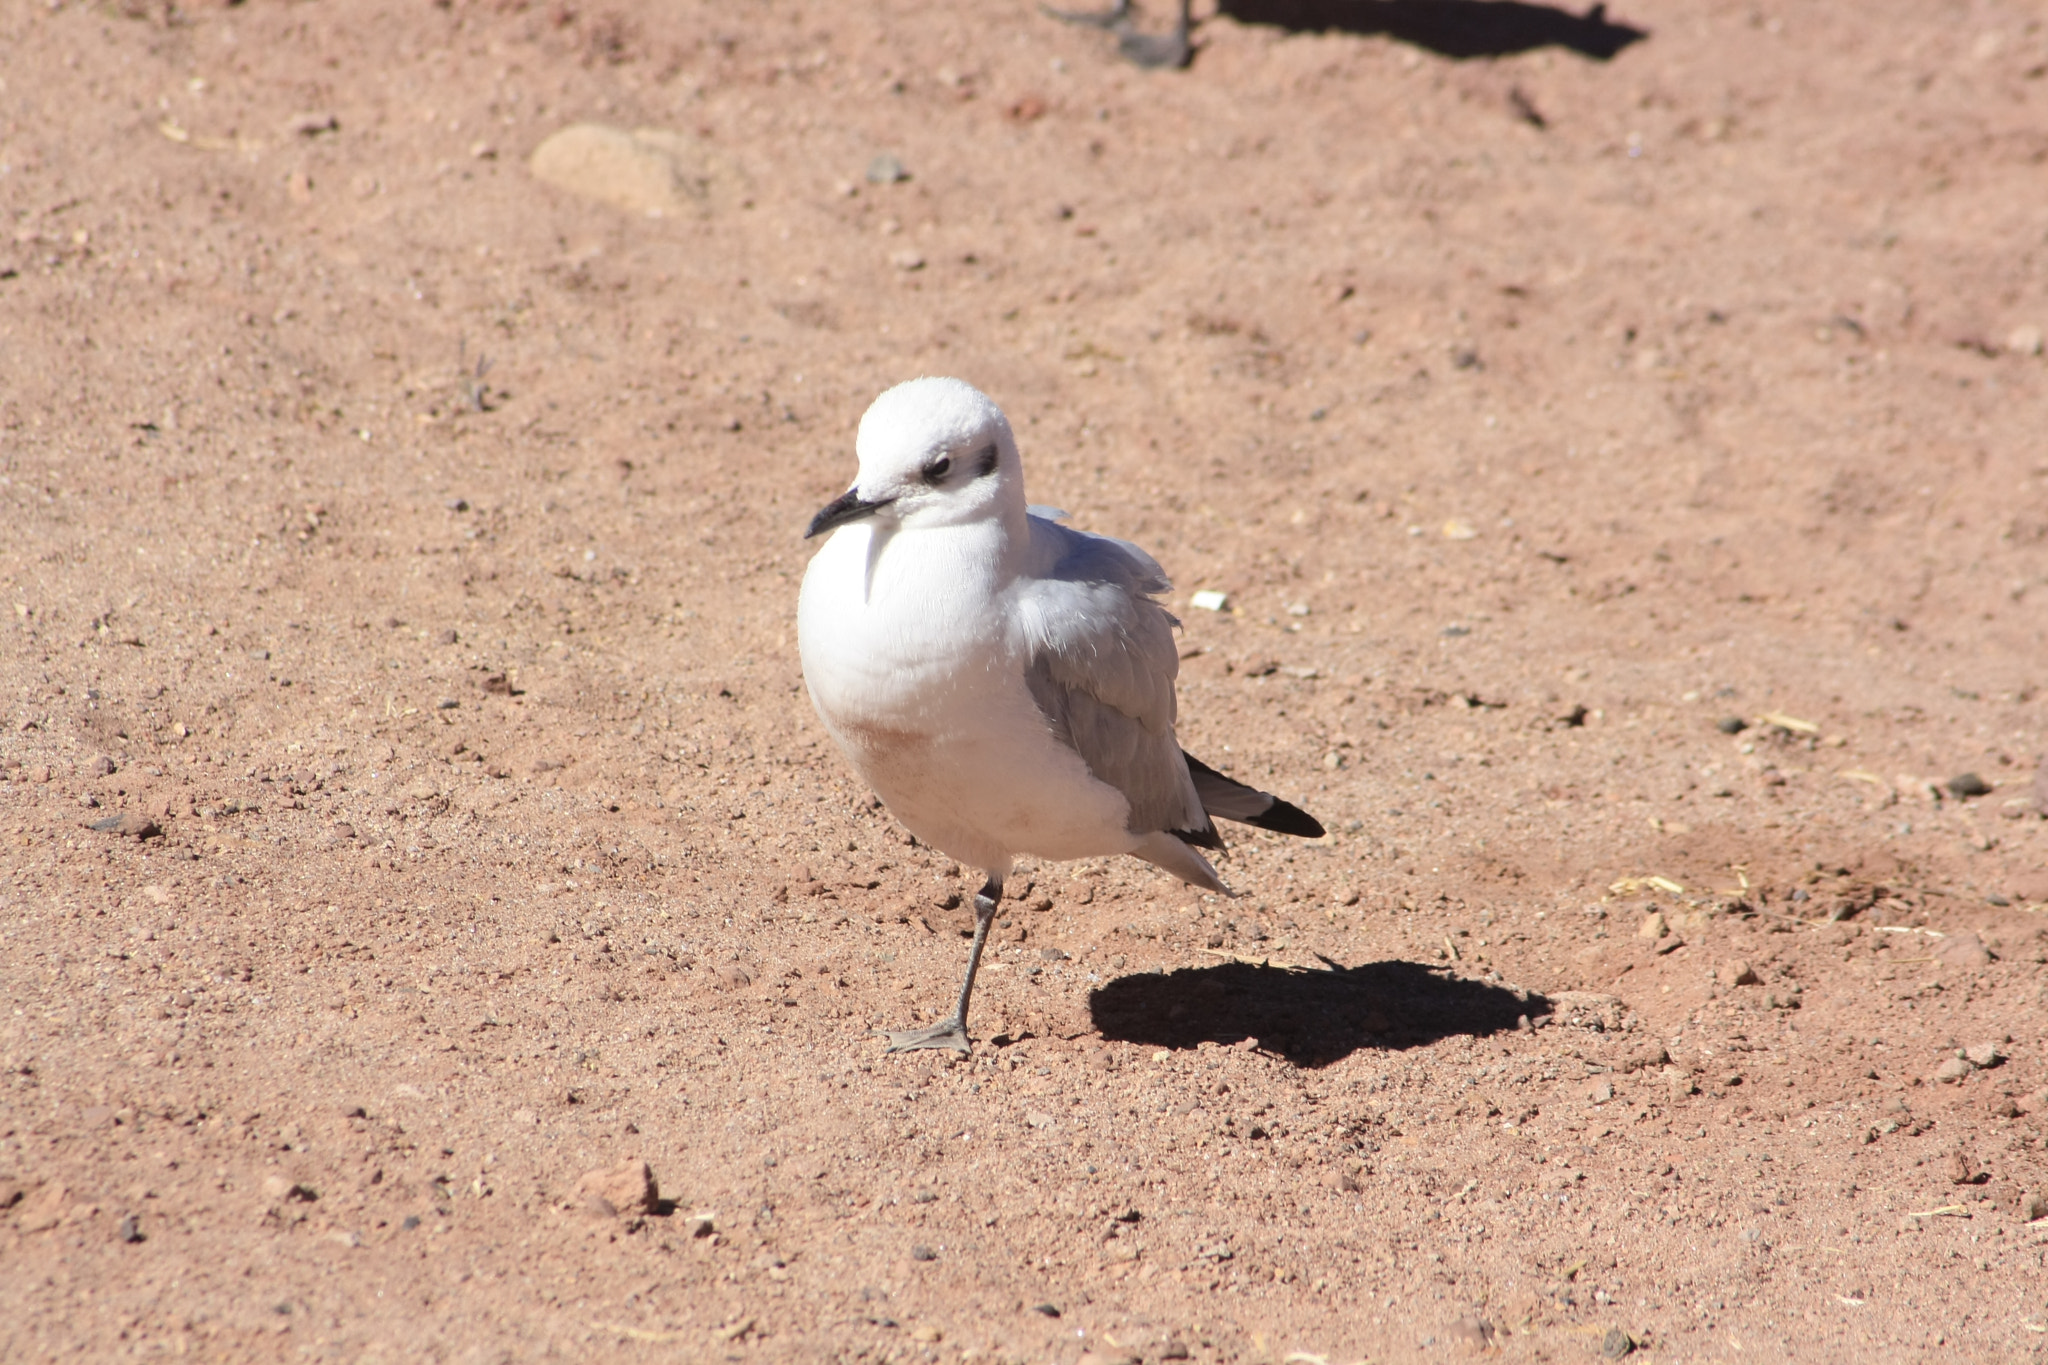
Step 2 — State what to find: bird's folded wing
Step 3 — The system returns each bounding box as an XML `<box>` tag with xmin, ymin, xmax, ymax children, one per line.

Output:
<box><xmin>1011</xmin><ymin>518</ymin><xmax>1208</xmax><ymax>839</ymax></box>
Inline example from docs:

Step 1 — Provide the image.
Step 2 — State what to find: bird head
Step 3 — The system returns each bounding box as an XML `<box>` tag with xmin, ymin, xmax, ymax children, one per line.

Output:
<box><xmin>805</xmin><ymin>377</ymin><xmax>1023</xmax><ymax>539</ymax></box>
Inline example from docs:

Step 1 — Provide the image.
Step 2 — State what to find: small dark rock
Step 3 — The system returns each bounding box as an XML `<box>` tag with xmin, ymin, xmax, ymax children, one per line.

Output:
<box><xmin>115</xmin><ymin>1214</ymin><xmax>143</xmax><ymax>1244</ymax></box>
<box><xmin>444</xmin><ymin>498</ymin><xmax>469</xmax><ymax>512</ymax></box>
<box><xmin>1601</xmin><ymin>1327</ymin><xmax>1636</xmax><ymax>1358</ymax></box>
<box><xmin>1947</xmin><ymin>772</ymin><xmax>1991</xmax><ymax>798</ymax></box>
<box><xmin>89</xmin><ymin>812</ymin><xmax>161</xmax><ymax>839</ymax></box>
<box><xmin>90</xmin><ymin>755</ymin><xmax>117</xmax><ymax>776</ymax></box>
<box><xmin>1716</xmin><ymin>715</ymin><xmax>1748</xmax><ymax>734</ymax></box>
<box><xmin>910</xmin><ymin>1243</ymin><xmax>937</xmax><ymax>1262</ymax></box>
<box><xmin>1031</xmin><ymin>1303</ymin><xmax>1061</xmax><ymax>1318</ymax></box>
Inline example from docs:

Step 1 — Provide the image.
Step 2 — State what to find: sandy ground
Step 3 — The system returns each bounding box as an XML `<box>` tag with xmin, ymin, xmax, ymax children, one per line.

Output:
<box><xmin>3</xmin><ymin>0</ymin><xmax>2048</xmax><ymax>1360</ymax></box>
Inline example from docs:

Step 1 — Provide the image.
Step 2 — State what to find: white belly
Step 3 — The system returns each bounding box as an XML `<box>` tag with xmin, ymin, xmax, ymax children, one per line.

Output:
<box><xmin>797</xmin><ymin>522</ymin><xmax>1133</xmax><ymax>872</ymax></box>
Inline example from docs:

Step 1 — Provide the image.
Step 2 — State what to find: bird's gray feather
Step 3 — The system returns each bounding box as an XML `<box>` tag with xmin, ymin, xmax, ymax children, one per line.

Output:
<box><xmin>1011</xmin><ymin>515</ymin><xmax>1208</xmax><ymax>837</ymax></box>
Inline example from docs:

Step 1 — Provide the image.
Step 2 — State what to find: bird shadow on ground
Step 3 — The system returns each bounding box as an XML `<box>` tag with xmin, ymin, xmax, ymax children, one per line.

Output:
<box><xmin>1214</xmin><ymin>0</ymin><xmax>1648</xmax><ymax>62</ymax></box>
<box><xmin>1087</xmin><ymin>957</ymin><xmax>1550</xmax><ymax>1068</ymax></box>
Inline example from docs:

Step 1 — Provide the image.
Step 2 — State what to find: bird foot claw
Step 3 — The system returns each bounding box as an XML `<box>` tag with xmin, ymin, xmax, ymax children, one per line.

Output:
<box><xmin>879</xmin><ymin>1020</ymin><xmax>972</xmax><ymax>1054</ymax></box>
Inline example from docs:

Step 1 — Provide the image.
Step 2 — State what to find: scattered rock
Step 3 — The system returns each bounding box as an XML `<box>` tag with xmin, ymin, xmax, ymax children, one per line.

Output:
<box><xmin>1601</xmin><ymin>1327</ymin><xmax>1637</xmax><ymax>1359</ymax></box>
<box><xmin>1621</xmin><ymin>1043</ymin><xmax>1669</xmax><ymax>1072</ymax></box>
<box><xmin>1945</xmin><ymin>1149</ymin><xmax>1984</xmax><ymax>1185</ymax></box>
<box><xmin>90</xmin><ymin>755</ymin><xmax>116</xmax><ymax>776</ymax></box>
<box><xmin>682</xmin><ymin>1211</ymin><xmax>716</xmax><ymax>1238</ymax></box>
<box><xmin>889</xmin><ymin>249</ymin><xmax>926</xmax><ymax>272</ymax></box>
<box><xmin>2019</xmin><ymin>1189</ymin><xmax>2048</xmax><ymax>1222</ymax></box>
<box><xmin>1946</xmin><ymin>772</ymin><xmax>1992</xmax><ymax>799</ymax></box>
<box><xmin>16</xmin><ymin>1183</ymin><xmax>69</xmax><ymax>1233</ymax></box>
<box><xmin>286</xmin><ymin>110</ymin><xmax>339</xmax><ymax>137</ymax></box>
<box><xmin>115</xmin><ymin>1214</ymin><xmax>143</xmax><ymax>1244</ymax></box>
<box><xmin>260</xmin><ymin>1175</ymin><xmax>318</xmax><ymax>1203</ymax></box>
<box><xmin>1586</xmin><ymin>1081</ymin><xmax>1616</xmax><ymax>1104</ymax></box>
<box><xmin>2008</xmin><ymin>323</ymin><xmax>2044</xmax><ymax>356</ymax></box>
<box><xmin>910</xmin><ymin>1243</ymin><xmax>937</xmax><ymax>1261</ymax></box>
<box><xmin>1933</xmin><ymin>932</ymin><xmax>1992</xmax><ymax>969</ymax></box>
<box><xmin>1637</xmin><ymin>912</ymin><xmax>1667</xmax><ymax>940</ymax></box>
<box><xmin>1031</xmin><ymin>1303</ymin><xmax>1061</xmax><ymax>1318</ymax></box>
<box><xmin>88</xmin><ymin>811</ymin><xmax>160</xmax><ymax>839</ymax></box>
<box><xmin>866</xmin><ymin>153</ymin><xmax>908</xmax><ymax>184</ymax></box>
<box><xmin>1721</xmin><ymin>960</ymin><xmax>1761</xmax><ymax>987</ymax></box>
<box><xmin>1715</xmin><ymin>715</ymin><xmax>1748</xmax><ymax>734</ymax></box>
<box><xmin>1663</xmin><ymin>1065</ymin><xmax>1698</xmax><ymax>1099</ymax></box>
<box><xmin>1933</xmin><ymin>1056</ymin><xmax>1973</xmax><ymax>1084</ymax></box>
<box><xmin>1963</xmin><ymin>1042</ymin><xmax>2005</xmax><ymax>1069</ymax></box>
<box><xmin>573</xmin><ymin>1159</ymin><xmax>659</xmax><ymax>1217</ymax></box>
<box><xmin>1447</xmin><ymin>1315</ymin><xmax>1494</xmax><ymax>1351</ymax></box>
<box><xmin>2017</xmin><ymin>1087</ymin><xmax>2048</xmax><ymax>1115</ymax></box>
<box><xmin>529</xmin><ymin>123</ymin><xmax>740</xmax><ymax>217</ymax></box>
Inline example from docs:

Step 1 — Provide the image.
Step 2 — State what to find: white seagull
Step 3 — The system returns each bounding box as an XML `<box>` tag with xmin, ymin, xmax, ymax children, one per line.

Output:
<box><xmin>798</xmin><ymin>377</ymin><xmax>1324</xmax><ymax>1053</ymax></box>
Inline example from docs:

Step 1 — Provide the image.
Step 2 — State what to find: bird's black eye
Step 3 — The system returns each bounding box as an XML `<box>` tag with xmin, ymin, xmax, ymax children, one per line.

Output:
<box><xmin>921</xmin><ymin>456</ymin><xmax>953</xmax><ymax>485</ymax></box>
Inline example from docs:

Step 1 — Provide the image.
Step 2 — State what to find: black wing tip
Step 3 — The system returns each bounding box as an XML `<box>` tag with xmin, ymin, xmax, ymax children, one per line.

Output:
<box><xmin>1169</xmin><ymin>822</ymin><xmax>1225</xmax><ymax>851</ymax></box>
<box><xmin>1245</xmin><ymin>798</ymin><xmax>1325</xmax><ymax>840</ymax></box>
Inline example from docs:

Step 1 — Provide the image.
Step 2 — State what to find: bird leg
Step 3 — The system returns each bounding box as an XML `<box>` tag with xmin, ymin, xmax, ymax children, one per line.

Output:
<box><xmin>881</xmin><ymin>877</ymin><xmax>1001</xmax><ymax>1054</ymax></box>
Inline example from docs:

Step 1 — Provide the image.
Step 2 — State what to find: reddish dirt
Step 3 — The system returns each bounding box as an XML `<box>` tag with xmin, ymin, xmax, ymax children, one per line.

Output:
<box><xmin>3</xmin><ymin>1</ymin><xmax>2047</xmax><ymax>1361</ymax></box>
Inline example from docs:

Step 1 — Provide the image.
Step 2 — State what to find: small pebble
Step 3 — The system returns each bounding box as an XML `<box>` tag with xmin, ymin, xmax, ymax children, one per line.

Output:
<box><xmin>1637</xmin><ymin>912</ymin><xmax>1667</xmax><ymax>940</ymax></box>
<box><xmin>1715</xmin><ymin>715</ymin><xmax>1748</xmax><ymax>734</ymax></box>
<box><xmin>1933</xmin><ymin>1056</ymin><xmax>1973</xmax><ymax>1084</ymax></box>
<box><xmin>1962</xmin><ymin>1042</ymin><xmax>2004</xmax><ymax>1069</ymax></box>
<box><xmin>1447</xmin><ymin>1315</ymin><xmax>1494</xmax><ymax>1351</ymax></box>
<box><xmin>89</xmin><ymin>812</ymin><xmax>161</xmax><ymax>839</ymax></box>
<box><xmin>572</xmin><ymin>1158</ymin><xmax>659</xmax><ymax>1217</ymax></box>
<box><xmin>1947</xmin><ymin>772</ymin><xmax>1991</xmax><ymax>798</ymax></box>
<box><xmin>115</xmin><ymin>1214</ymin><xmax>142</xmax><ymax>1244</ymax></box>
<box><xmin>910</xmin><ymin>1243</ymin><xmax>937</xmax><ymax>1261</ymax></box>
<box><xmin>90</xmin><ymin>755</ymin><xmax>116</xmax><ymax>776</ymax></box>
<box><xmin>866</xmin><ymin>153</ymin><xmax>908</xmax><ymax>184</ymax></box>
<box><xmin>1601</xmin><ymin>1327</ymin><xmax>1637</xmax><ymax>1359</ymax></box>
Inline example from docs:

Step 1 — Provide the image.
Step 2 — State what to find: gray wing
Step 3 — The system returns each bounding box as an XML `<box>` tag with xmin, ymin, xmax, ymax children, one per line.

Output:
<box><xmin>1010</xmin><ymin>515</ymin><xmax>1213</xmax><ymax>840</ymax></box>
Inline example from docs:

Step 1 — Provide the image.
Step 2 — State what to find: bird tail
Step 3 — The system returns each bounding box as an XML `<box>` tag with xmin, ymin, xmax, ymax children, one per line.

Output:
<box><xmin>1183</xmin><ymin>752</ymin><xmax>1326</xmax><ymax>839</ymax></box>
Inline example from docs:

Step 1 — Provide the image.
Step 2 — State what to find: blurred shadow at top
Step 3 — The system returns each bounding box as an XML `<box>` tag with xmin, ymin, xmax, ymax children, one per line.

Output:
<box><xmin>1088</xmin><ymin>956</ymin><xmax>1550</xmax><ymax>1068</ymax></box>
<box><xmin>1218</xmin><ymin>0</ymin><xmax>1648</xmax><ymax>61</ymax></box>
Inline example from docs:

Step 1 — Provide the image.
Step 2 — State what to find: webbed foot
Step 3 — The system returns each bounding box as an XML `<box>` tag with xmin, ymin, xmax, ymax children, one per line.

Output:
<box><xmin>879</xmin><ymin>1018</ymin><xmax>972</xmax><ymax>1054</ymax></box>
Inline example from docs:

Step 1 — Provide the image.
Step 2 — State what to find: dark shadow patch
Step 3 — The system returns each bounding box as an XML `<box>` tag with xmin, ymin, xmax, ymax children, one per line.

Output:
<box><xmin>1088</xmin><ymin>957</ymin><xmax>1549</xmax><ymax>1067</ymax></box>
<box><xmin>1217</xmin><ymin>0</ymin><xmax>1647</xmax><ymax>62</ymax></box>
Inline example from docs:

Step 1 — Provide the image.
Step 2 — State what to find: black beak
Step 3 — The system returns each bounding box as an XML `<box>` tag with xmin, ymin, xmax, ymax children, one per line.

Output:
<box><xmin>805</xmin><ymin>488</ymin><xmax>893</xmax><ymax>539</ymax></box>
